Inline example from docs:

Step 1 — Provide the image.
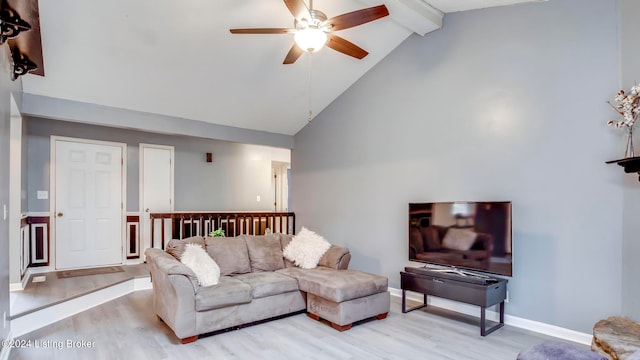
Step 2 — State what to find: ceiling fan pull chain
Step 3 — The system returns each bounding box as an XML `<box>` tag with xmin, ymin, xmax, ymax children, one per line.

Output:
<box><xmin>308</xmin><ymin>53</ymin><xmax>313</xmax><ymax>122</ymax></box>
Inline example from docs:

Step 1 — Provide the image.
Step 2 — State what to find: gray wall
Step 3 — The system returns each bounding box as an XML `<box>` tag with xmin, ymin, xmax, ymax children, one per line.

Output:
<box><xmin>292</xmin><ymin>0</ymin><xmax>623</xmax><ymax>333</ymax></box>
<box><xmin>27</xmin><ymin>117</ymin><xmax>289</xmax><ymax>212</ymax></box>
<box><xmin>620</xmin><ymin>0</ymin><xmax>640</xmax><ymax>322</ymax></box>
<box><xmin>0</xmin><ymin>46</ymin><xmax>22</xmax><ymax>342</ymax></box>
<box><xmin>21</xmin><ymin>94</ymin><xmax>294</xmax><ymax>149</ymax></box>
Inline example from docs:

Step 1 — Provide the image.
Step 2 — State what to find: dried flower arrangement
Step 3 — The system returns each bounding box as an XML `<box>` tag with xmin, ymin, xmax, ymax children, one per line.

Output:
<box><xmin>607</xmin><ymin>85</ymin><xmax>640</xmax><ymax>129</ymax></box>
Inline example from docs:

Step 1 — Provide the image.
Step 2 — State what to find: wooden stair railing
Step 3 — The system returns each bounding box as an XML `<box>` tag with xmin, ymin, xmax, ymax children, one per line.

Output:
<box><xmin>149</xmin><ymin>212</ymin><xmax>295</xmax><ymax>249</ymax></box>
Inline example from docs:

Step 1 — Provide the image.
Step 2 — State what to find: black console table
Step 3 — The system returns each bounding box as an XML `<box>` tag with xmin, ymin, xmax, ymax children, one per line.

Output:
<box><xmin>400</xmin><ymin>266</ymin><xmax>508</xmax><ymax>336</ymax></box>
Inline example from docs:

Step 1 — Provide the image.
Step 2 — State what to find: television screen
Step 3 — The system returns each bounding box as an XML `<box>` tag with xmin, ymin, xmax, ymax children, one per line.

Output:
<box><xmin>409</xmin><ymin>201</ymin><xmax>512</xmax><ymax>277</ymax></box>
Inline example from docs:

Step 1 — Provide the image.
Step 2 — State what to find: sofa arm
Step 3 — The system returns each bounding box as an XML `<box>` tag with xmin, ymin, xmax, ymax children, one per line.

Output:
<box><xmin>145</xmin><ymin>248</ymin><xmax>199</xmax><ymax>290</ymax></box>
<box><xmin>318</xmin><ymin>245</ymin><xmax>351</xmax><ymax>270</ymax></box>
<box><xmin>145</xmin><ymin>248</ymin><xmax>200</xmax><ymax>339</ymax></box>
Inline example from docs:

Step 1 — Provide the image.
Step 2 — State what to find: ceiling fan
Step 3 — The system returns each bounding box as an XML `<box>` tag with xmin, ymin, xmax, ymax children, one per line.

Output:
<box><xmin>230</xmin><ymin>0</ymin><xmax>390</xmax><ymax>64</ymax></box>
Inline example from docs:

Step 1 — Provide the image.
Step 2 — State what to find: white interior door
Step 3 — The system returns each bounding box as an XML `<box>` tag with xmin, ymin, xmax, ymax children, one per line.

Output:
<box><xmin>140</xmin><ymin>144</ymin><xmax>174</xmax><ymax>251</ymax></box>
<box><xmin>55</xmin><ymin>139</ymin><xmax>124</xmax><ymax>269</ymax></box>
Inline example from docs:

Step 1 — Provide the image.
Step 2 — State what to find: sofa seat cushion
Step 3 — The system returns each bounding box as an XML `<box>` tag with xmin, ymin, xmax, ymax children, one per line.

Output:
<box><xmin>276</xmin><ymin>267</ymin><xmax>387</xmax><ymax>303</ymax></box>
<box><xmin>195</xmin><ymin>276</ymin><xmax>252</xmax><ymax>312</ymax></box>
<box><xmin>233</xmin><ymin>272</ymin><xmax>300</xmax><ymax>299</ymax></box>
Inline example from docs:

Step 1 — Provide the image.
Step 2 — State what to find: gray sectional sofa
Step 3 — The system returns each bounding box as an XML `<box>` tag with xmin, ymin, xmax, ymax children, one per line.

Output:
<box><xmin>145</xmin><ymin>233</ymin><xmax>390</xmax><ymax>343</ymax></box>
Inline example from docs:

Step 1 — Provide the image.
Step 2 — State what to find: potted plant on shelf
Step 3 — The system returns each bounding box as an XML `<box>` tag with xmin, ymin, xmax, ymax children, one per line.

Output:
<box><xmin>608</xmin><ymin>84</ymin><xmax>640</xmax><ymax>158</ymax></box>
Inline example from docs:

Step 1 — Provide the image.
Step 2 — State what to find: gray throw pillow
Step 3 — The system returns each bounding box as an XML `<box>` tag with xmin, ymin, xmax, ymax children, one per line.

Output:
<box><xmin>204</xmin><ymin>236</ymin><xmax>251</xmax><ymax>275</ymax></box>
<box><xmin>165</xmin><ymin>236</ymin><xmax>206</xmax><ymax>260</ymax></box>
<box><xmin>245</xmin><ymin>234</ymin><xmax>285</xmax><ymax>272</ymax></box>
<box><xmin>280</xmin><ymin>234</ymin><xmax>296</xmax><ymax>268</ymax></box>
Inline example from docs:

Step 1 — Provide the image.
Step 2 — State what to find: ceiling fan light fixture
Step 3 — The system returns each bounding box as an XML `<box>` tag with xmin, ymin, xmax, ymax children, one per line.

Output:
<box><xmin>294</xmin><ymin>28</ymin><xmax>327</xmax><ymax>53</ymax></box>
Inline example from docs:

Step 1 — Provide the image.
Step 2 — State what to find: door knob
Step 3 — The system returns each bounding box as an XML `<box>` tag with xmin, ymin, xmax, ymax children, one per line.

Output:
<box><xmin>145</xmin><ymin>208</ymin><xmax>150</xmax><ymax>212</ymax></box>
<box><xmin>57</xmin><ymin>212</ymin><xmax>64</xmax><ymax>217</ymax></box>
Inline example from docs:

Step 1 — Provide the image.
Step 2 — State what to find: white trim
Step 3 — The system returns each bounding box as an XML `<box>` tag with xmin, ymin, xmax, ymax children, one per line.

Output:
<box><xmin>9</xmin><ymin>283</ymin><xmax>23</xmax><ymax>292</ymax></box>
<box><xmin>25</xmin><ymin>212</ymin><xmax>50</xmax><ymax>217</ymax></box>
<box><xmin>1</xmin><ymin>331</ymin><xmax>13</xmax><ymax>360</ymax></box>
<box><xmin>10</xmin><ymin>277</ymin><xmax>150</xmax><ymax>338</ymax></box>
<box><xmin>20</xmin><ymin>223</ymin><xmax>29</xmax><ymax>277</ymax></box>
<box><xmin>20</xmin><ymin>267</ymin><xmax>33</xmax><ymax>289</ymax></box>
<box><xmin>29</xmin><ymin>223</ymin><xmax>48</xmax><ymax>264</ymax></box>
<box><xmin>9</xmin><ymin>105</ymin><xmax>22</xmax><ymax>289</ymax></box>
<box><xmin>125</xmin><ymin>222</ymin><xmax>139</xmax><ymax>257</ymax></box>
<box><xmin>50</xmin><ymin>136</ymin><xmax>127</xmax><ymax>270</ymax></box>
<box><xmin>126</xmin><ymin>211</ymin><xmax>141</xmax><ymax>259</ymax></box>
<box><xmin>389</xmin><ymin>287</ymin><xmax>592</xmax><ymax>345</ymax></box>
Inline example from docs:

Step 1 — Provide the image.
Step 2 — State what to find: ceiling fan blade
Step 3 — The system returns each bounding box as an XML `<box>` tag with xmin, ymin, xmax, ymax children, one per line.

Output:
<box><xmin>230</xmin><ymin>28</ymin><xmax>295</xmax><ymax>34</ymax></box>
<box><xmin>283</xmin><ymin>0</ymin><xmax>311</xmax><ymax>22</ymax></box>
<box><xmin>324</xmin><ymin>5</ymin><xmax>389</xmax><ymax>32</ymax></box>
<box><xmin>283</xmin><ymin>43</ymin><xmax>304</xmax><ymax>64</ymax></box>
<box><xmin>326</xmin><ymin>34</ymin><xmax>368</xmax><ymax>59</ymax></box>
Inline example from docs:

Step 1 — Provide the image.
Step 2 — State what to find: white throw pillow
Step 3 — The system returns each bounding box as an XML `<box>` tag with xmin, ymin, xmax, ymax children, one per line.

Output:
<box><xmin>442</xmin><ymin>228</ymin><xmax>478</xmax><ymax>251</ymax></box>
<box><xmin>181</xmin><ymin>243</ymin><xmax>221</xmax><ymax>286</ymax></box>
<box><xmin>283</xmin><ymin>227</ymin><xmax>332</xmax><ymax>269</ymax></box>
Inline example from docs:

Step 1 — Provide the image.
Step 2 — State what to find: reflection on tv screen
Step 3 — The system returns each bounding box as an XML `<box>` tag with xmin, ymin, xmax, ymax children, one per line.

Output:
<box><xmin>409</xmin><ymin>201</ymin><xmax>512</xmax><ymax>277</ymax></box>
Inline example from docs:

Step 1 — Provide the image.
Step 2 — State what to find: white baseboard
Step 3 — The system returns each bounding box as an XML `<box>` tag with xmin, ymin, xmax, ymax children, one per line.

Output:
<box><xmin>11</xmin><ymin>277</ymin><xmax>149</xmax><ymax>338</ymax></box>
<box><xmin>1</xmin><ymin>331</ymin><xmax>13</xmax><ymax>360</ymax></box>
<box><xmin>389</xmin><ymin>287</ymin><xmax>592</xmax><ymax>346</ymax></box>
<box><xmin>133</xmin><ymin>277</ymin><xmax>152</xmax><ymax>290</ymax></box>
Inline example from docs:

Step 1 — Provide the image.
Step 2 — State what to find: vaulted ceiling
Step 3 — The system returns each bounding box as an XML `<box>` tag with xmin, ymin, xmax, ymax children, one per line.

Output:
<box><xmin>18</xmin><ymin>0</ymin><xmax>544</xmax><ymax>136</ymax></box>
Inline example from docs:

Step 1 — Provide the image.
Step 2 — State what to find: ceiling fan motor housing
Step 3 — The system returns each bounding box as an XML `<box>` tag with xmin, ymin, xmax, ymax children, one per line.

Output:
<box><xmin>294</xmin><ymin>9</ymin><xmax>328</xmax><ymax>30</ymax></box>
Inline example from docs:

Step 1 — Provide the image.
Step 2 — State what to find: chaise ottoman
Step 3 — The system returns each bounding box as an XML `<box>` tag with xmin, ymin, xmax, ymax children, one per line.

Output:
<box><xmin>277</xmin><ymin>267</ymin><xmax>390</xmax><ymax>331</ymax></box>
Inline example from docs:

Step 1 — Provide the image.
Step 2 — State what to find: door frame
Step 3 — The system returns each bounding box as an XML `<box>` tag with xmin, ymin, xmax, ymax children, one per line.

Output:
<box><xmin>139</xmin><ymin>143</ymin><xmax>174</xmax><ymax>253</ymax></box>
<box><xmin>271</xmin><ymin>161</ymin><xmax>290</xmax><ymax>212</ymax></box>
<box><xmin>50</xmin><ymin>136</ymin><xmax>127</xmax><ymax>270</ymax></box>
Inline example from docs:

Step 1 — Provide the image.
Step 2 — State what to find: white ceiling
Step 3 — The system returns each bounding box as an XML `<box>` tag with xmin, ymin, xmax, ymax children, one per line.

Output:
<box><xmin>21</xmin><ymin>0</ymin><xmax>544</xmax><ymax>136</ymax></box>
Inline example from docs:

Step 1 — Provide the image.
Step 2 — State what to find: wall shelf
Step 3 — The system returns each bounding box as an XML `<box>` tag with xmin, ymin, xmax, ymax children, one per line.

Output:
<box><xmin>606</xmin><ymin>156</ymin><xmax>640</xmax><ymax>181</ymax></box>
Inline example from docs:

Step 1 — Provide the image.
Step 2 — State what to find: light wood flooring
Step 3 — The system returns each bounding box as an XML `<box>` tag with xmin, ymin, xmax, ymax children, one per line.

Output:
<box><xmin>10</xmin><ymin>264</ymin><xmax>150</xmax><ymax>319</ymax></box>
<box><xmin>9</xmin><ymin>290</ymin><xmax>584</xmax><ymax>360</ymax></box>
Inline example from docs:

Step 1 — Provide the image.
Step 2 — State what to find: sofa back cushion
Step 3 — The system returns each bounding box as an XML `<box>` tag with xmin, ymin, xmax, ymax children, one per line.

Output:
<box><xmin>204</xmin><ymin>236</ymin><xmax>251</xmax><ymax>275</ymax></box>
<box><xmin>244</xmin><ymin>234</ymin><xmax>285</xmax><ymax>272</ymax></box>
<box><xmin>279</xmin><ymin>234</ymin><xmax>296</xmax><ymax>268</ymax></box>
<box><xmin>166</xmin><ymin>236</ymin><xmax>206</xmax><ymax>260</ymax></box>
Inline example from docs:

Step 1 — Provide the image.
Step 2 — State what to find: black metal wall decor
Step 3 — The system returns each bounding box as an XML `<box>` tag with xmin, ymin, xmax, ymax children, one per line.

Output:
<box><xmin>0</xmin><ymin>0</ymin><xmax>31</xmax><ymax>45</ymax></box>
<box><xmin>10</xmin><ymin>46</ymin><xmax>36</xmax><ymax>80</ymax></box>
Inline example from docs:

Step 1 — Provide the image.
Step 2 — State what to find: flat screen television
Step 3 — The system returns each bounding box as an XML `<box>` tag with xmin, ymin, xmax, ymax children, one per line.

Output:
<box><xmin>409</xmin><ymin>201</ymin><xmax>512</xmax><ymax>277</ymax></box>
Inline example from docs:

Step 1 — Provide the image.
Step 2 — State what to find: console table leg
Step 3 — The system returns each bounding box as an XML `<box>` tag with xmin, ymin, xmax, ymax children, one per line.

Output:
<box><xmin>481</xmin><ymin>307</ymin><xmax>487</xmax><ymax>336</ymax></box>
<box><xmin>480</xmin><ymin>303</ymin><xmax>505</xmax><ymax>336</ymax></box>
<box><xmin>402</xmin><ymin>289</ymin><xmax>428</xmax><ymax>313</ymax></box>
<box><xmin>402</xmin><ymin>290</ymin><xmax>407</xmax><ymax>313</ymax></box>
